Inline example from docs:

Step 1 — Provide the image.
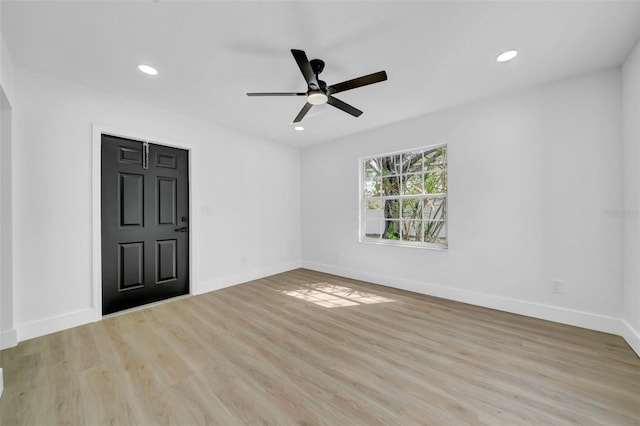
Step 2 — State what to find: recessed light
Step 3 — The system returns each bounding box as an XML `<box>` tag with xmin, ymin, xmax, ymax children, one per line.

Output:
<box><xmin>138</xmin><ymin>64</ymin><xmax>158</xmax><ymax>75</ymax></box>
<box><xmin>294</xmin><ymin>126</ymin><xmax>304</xmax><ymax>131</ymax></box>
<box><xmin>496</xmin><ymin>50</ymin><xmax>518</xmax><ymax>63</ymax></box>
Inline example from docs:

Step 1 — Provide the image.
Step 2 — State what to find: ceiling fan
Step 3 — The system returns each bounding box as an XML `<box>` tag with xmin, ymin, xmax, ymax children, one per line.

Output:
<box><xmin>247</xmin><ymin>49</ymin><xmax>387</xmax><ymax>123</ymax></box>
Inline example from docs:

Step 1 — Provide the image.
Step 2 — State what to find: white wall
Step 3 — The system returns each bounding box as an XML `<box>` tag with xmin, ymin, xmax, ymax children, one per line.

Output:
<box><xmin>0</xmin><ymin>95</ymin><xmax>7</xmax><ymax>396</ymax></box>
<box><xmin>623</xmin><ymin>40</ymin><xmax>640</xmax><ymax>354</ymax></box>
<box><xmin>0</xmin><ymin>88</ymin><xmax>14</xmax><ymax>350</ymax></box>
<box><xmin>0</xmin><ymin>22</ymin><xmax>14</xmax><ymax>105</ymax></box>
<box><xmin>11</xmin><ymin>68</ymin><xmax>300</xmax><ymax>341</ymax></box>
<box><xmin>0</xmin><ymin>12</ymin><xmax>17</xmax><ymax>394</ymax></box>
<box><xmin>302</xmin><ymin>68</ymin><xmax>625</xmax><ymax>336</ymax></box>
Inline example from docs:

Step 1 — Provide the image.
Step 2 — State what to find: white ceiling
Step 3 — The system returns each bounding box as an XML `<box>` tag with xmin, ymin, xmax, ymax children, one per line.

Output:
<box><xmin>2</xmin><ymin>1</ymin><xmax>640</xmax><ymax>147</ymax></box>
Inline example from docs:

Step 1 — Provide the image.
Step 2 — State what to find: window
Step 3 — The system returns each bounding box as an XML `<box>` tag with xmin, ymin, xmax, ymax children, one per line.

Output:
<box><xmin>360</xmin><ymin>144</ymin><xmax>448</xmax><ymax>248</ymax></box>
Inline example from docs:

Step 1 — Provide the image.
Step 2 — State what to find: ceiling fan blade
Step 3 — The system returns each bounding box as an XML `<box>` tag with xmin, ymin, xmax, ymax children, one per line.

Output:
<box><xmin>328</xmin><ymin>70</ymin><xmax>387</xmax><ymax>94</ymax></box>
<box><xmin>293</xmin><ymin>102</ymin><xmax>313</xmax><ymax>123</ymax></box>
<box><xmin>247</xmin><ymin>92</ymin><xmax>306</xmax><ymax>96</ymax></box>
<box><xmin>327</xmin><ymin>96</ymin><xmax>363</xmax><ymax>117</ymax></box>
<box><xmin>291</xmin><ymin>49</ymin><xmax>319</xmax><ymax>90</ymax></box>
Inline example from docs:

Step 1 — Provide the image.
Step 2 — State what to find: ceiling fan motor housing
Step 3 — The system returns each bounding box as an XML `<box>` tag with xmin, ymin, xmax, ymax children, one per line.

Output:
<box><xmin>310</xmin><ymin>59</ymin><xmax>325</xmax><ymax>75</ymax></box>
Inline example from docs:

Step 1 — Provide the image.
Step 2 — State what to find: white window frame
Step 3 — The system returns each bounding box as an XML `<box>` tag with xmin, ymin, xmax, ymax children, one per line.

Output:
<box><xmin>359</xmin><ymin>143</ymin><xmax>448</xmax><ymax>250</ymax></box>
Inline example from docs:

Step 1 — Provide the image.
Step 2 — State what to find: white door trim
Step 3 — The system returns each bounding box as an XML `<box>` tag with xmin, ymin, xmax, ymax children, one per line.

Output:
<box><xmin>91</xmin><ymin>124</ymin><xmax>199</xmax><ymax>321</ymax></box>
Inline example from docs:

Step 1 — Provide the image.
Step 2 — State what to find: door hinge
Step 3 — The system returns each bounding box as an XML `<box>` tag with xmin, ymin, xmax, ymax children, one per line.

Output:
<box><xmin>142</xmin><ymin>142</ymin><xmax>149</xmax><ymax>169</ymax></box>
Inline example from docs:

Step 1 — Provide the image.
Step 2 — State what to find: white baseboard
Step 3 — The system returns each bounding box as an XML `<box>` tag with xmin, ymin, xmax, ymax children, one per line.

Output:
<box><xmin>620</xmin><ymin>320</ymin><xmax>640</xmax><ymax>357</ymax></box>
<box><xmin>301</xmin><ymin>261</ymin><xmax>637</xmax><ymax>356</ymax></box>
<box><xmin>17</xmin><ymin>308</ymin><xmax>95</xmax><ymax>342</ymax></box>
<box><xmin>198</xmin><ymin>261</ymin><xmax>302</xmax><ymax>294</ymax></box>
<box><xmin>0</xmin><ymin>328</ymin><xmax>17</xmax><ymax>350</ymax></box>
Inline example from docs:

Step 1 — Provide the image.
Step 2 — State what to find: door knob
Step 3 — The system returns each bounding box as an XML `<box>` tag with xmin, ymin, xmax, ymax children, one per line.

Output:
<box><xmin>174</xmin><ymin>227</ymin><xmax>189</xmax><ymax>233</ymax></box>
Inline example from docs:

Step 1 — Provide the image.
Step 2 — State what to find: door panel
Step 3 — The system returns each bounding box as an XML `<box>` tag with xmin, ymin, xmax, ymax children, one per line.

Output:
<box><xmin>119</xmin><ymin>146</ymin><xmax>143</xmax><ymax>164</ymax></box>
<box><xmin>102</xmin><ymin>135</ymin><xmax>189</xmax><ymax>315</ymax></box>
<box><xmin>157</xmin><ymin>177</ymin><xmax>176</xmax><ymax>225</ymax></box>
<box><xmin>119</xmin><ymin>242</ymin><xmax>144</xmax><ymax>290</ymax></box>
<box><xmin>156</xmin><ymin>239</ymin><xmax>177</xmax><ymax>283</ymax></box>
<box><xmin>119</xmin><ymin>173</ymin><xmax>144</xmax><ymax>226</ymax></box>
<box><xmin>157</xmin><ymin>152</ymin><xmax>177</xmax><ymax>169</ymax></box>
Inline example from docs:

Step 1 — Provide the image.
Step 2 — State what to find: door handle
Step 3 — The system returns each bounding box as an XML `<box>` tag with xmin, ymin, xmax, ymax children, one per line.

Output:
<box><xmin>174</xmin><ymin>227</ymin><xmax>189</xmax><ymax>233</ymax></box>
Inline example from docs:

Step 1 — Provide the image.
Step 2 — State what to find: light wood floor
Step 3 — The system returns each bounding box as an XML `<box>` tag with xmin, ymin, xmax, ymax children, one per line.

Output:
<box><xmin>1</xmin><ymin>269</ymin><xmax>639</xmax><ymax>425</ymax></box>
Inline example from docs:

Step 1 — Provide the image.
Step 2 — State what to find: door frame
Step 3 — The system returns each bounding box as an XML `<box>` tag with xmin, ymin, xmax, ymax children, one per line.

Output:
<box><xmin>91</xmin><ymin>124</ymin><xmax>199</xmax><ymax>320</ymax></box>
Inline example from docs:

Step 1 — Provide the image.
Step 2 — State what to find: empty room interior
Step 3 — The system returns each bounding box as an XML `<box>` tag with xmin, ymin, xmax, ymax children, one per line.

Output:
<box><xmin>1</xmin><ymin>1</ymin><xmax>640</xmax><ymax>424</ymax></box>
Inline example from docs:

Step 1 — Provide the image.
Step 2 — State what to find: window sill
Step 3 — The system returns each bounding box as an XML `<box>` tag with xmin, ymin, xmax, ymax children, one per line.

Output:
<box><xmin>359</xmin><ymin>238</ymin><xmax>448</xmax><ymax>251</ymax></box>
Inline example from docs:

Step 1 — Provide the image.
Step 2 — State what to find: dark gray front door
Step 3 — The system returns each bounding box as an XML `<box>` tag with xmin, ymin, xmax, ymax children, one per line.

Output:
<box><xmin>101</xmin><ymin>134</ymin><xmax>189</xmax><ymax>315</ymax></box>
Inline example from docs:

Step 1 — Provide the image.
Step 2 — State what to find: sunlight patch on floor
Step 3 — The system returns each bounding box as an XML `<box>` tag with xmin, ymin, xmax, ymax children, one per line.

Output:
<box><xmin>280</xmin><ymin>282</ymin><xmax>395</xmax><ymax>308</ymax></box>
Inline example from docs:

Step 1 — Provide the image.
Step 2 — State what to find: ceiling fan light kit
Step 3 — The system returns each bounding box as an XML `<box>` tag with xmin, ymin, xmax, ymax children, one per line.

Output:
<box><xmin>247</xmin><ymin>49</ymin><xmax>387</xmax><ymax>123</ymax></box>
<box><xmin>307</xmin><ymin>91</ymin><xmax>328</xmax><ymax>105</ymax></box>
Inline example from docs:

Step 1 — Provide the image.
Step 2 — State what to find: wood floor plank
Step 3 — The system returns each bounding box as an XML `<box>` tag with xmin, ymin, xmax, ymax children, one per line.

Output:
<box><xmin>1</xmin><ymin>269</ymin><xmax>639</xmax><ymax>425</ymax></box>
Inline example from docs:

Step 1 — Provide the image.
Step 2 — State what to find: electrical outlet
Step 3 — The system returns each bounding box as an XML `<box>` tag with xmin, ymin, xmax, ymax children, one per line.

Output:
<box><xmin>551</xmin><ymin>280</ymin><xmax>564</xmax><ymax>294</ymax></box>
<box><xmin>241</xmin><ymin>256</ymin><xmax>248</xmax><ymax>266</ymax></box>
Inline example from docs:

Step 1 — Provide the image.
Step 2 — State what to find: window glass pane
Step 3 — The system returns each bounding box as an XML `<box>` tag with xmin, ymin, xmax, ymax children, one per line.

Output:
<box><xmin>425</xmin><ymin>163</ymin><xmax>447</xmax><ymax>173</ymax></box>
<box><xmin>380</xmin><ymin>154</ymin><xmax>402</xmax><ymax>176</ymax></box>
<box><xmin>364</xmin><ymin>179</ymin><xmax>381</xmax><ymax>197</ymax></box>
<box><xmin>401</xmin><ymin>173</ymin><xmax>422</xmax><ymax>195</ymax></box>
<box><xmin>402</xmin><ymin>152</ymin><xmax>424</xmax><ymax>173</ymax></box>
<box><xmin>401</xmin><ymin>220</ymin><xmax>422</xmax><ymax>242</ymax></box>
<box><xmin>365</xmin><ymin>200</ymin><xmax>384</xmax><ymax>229</ymax></box>
<box><xmin>424</xmin><ymin>146</ymin><xmax>446</xmax><ymax>165</ymax></box>
<box><xmin>363</xmin><ymin>158</ymin><xmax>381</xmax><ymax>197</ymax></box>
<box><xmin>439</xmin><ymin>146</ymin><xmax>448</xmax><ymax>165</ymax></box>
<box><xmin>402</xmin><ymin>198</ymin><xmax>422</xmax><ymax>219</ymax></box>
<box><xmin>424</xmin><ymin>221</ymin><xmax>446</xmax><ymax>244</ymax></box>
<box><xmin>364</xmin><ymin>220</ymin><xmax>384</xmax><ymax>239</ymax></box>
<box><xmin>364</xmin><ymin>158</ymin><xmax>381</xmax><ymax>179</ymax></box>
<box><xmin>365</xmin><ymin>199</ymin><xmax>383</xmax><ymax>211</ymax></box>
<box><xmin>382</xmin><ymin>220</ymin><xmax>401</xmax><ymax>240</ymax></box>
<box><xmin>424</xmin><ymin>171</ymin><xmax>447</xmax><ymax>194</ymax></box>
<box><xmin>423</xmin><ymin>198</ymin><xmax>446</xmax><ymax>221</ymax></box>
<box><xmin>383</xmin><ymin>199</ymin><xmax>400</xmax><ymax>219</ymax></box>
<box><xmin>382</xmin><ymin>176</ymin><xmax>400</xmax><ymax>196</ymax></box>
